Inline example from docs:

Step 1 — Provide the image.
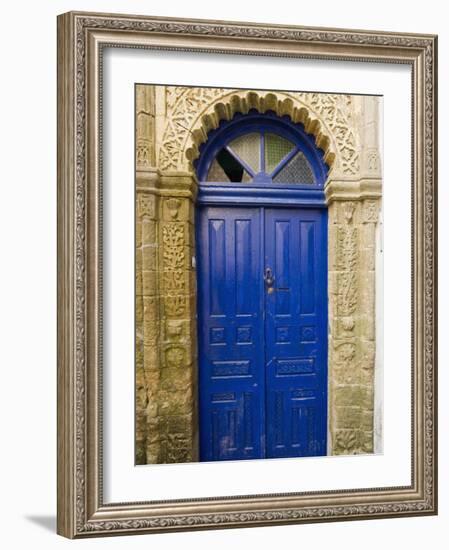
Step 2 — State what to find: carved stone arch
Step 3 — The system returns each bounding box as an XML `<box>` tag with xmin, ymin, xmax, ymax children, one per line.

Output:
<box><xmin>157</xmin><ymin>87</ymin><xmax>356</xmax><ymax>176</ymax></box>
<box><xmin>180</xmin><ymin>90</ymin><xmax>340</xmax><ymax>175</ymax></box>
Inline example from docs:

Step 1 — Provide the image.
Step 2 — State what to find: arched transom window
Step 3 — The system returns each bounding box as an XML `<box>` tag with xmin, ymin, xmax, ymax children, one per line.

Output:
<box><xmin>207</xmin><ymin>131</ymin><xmax>315</xmax><ymax>184</ymax></box>
<box><xmin>195</xmin><ymin>112</ymin><xmax>328</xmax><ymax>187</ymax></box>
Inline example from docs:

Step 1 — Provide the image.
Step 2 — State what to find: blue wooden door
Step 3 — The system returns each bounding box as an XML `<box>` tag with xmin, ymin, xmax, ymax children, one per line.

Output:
<box><xmin>197</xmin><ymin>206</ymin><xmax>327</xmax><ymax>461</ymax></box>
<box><xmin>264</xmin><ymin>208</ymin><xmax>327</xmax><ymax>458</ymax></box>
<box><xmin>197</xmin><ymin>207</ymin><xmax>265</xmax><ymax>461</ymax></box>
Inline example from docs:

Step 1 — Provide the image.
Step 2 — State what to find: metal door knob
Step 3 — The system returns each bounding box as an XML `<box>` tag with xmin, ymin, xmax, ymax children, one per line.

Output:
<box><xmin>264</xmin><ymin>267</ymin><xmax>275</xmax><ymax>287</ymax></box>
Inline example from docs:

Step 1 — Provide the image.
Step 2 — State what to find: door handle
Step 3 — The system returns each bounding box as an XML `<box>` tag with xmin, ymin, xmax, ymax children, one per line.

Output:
<box><xmin>264</xmin><ymin>267</ymin><xmax>275</xmax><ymax>288</ymax></box>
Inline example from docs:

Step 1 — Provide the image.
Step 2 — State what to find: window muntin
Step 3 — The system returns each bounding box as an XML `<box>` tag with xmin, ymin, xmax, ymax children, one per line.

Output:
<box><xmin>205</xmin><ymin>130</ymin><xmax>316</xmax><ymax>184</ymax></box>
<box><xmin>228</xmin><ymin>133</ymin><xmax>260</xmax><ymax>173</ymax></box>
<box><xmin>265</xmin><ymin>133</ymin><xmax>294</xmax><ymax>173</ymax></box>
<box><xmin>206</xmin><ymin>150</ymin><xmax>252</xmax><ymax>183</ymax></box>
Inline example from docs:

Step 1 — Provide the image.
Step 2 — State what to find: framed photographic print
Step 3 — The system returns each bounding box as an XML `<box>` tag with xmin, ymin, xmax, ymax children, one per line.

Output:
<box><xmin>57</xmin><ymin>11</ymin><xmax>438</xmax><ymax>538</ymax></box>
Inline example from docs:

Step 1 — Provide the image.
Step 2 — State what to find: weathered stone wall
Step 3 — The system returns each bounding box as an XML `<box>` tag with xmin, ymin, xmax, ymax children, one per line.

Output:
<box><xmin>135</xmin><ymin>85</ymin><xmax>198</xmax><ymax>464</ymax></box>
<box><xmin>135</xmin><ymin>84</ymin><xmax>156</xmax><ymax>465</ymax></box>
<box><xmin>135</xmin><ymin>85</ymin><xmax>382</xmax><ymax>463</ymax></box>
<box><xmin>326</xmin><ymin>96</ymin><xmax>382</xmax><ymax>454</ymax></box>
<box><xmin>136</xmin><ymin>170</ymin><xmax>199</xmax><ymax>464</ymax></box>
<box><xmin>326</xmin><ymin>194</ymin><xmax>381</xmax><ymax>454</ymax></box>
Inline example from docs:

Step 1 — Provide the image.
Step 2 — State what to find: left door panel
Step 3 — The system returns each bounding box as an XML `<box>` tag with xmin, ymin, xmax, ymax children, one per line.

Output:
<box><xmin>197</xmin><ymin>207</ymin><xmax>265</xmax><ymax>461</ymax></box>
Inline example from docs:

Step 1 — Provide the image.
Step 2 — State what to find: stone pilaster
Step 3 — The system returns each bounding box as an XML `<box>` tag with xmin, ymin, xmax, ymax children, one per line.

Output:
<box><xmin>326</xmin><ymin>95</ymin><xmax>382</xmax><ymax>455</ymax></box>
<box><xmin>136</xmin><ymin>84</ymin><xmax>156</xmax><ymax>167</ymax></box>
<box><xmin>326</xmin><ymin>183</ymin><xmax>381</xmax><ymax>455</ymax></box>
<box><xmin>136</xmin><ymin>169</ymin><xmax>199</xmax><ymax>464</ymax></box>
<box><xmin>135</xmin><ymin>84</ymin><xmax>157</xmax><ymax>464</ymax></box>
<box><xmin>326</xmin><ymin>97</ymin><xmax>381</xmax><ymax>454</ymax></box>
<box><xmin>327</xmin><ymin>196</ymin><xmax>358</xmax><ymax>454</ymax></box>
<box><xmin>358</xmin><ymin>199</ymin><xmax>380</xmax><ymax>451</ymax></box>
<box><xmin>157</xmin><ymin>173</ymin><xmax>198</xmax><ymax>463</ymax></box>
<box><xmin>136</xmin><ymin>173</ymin><xmax>160</xmax><ymax>464</ymax></box>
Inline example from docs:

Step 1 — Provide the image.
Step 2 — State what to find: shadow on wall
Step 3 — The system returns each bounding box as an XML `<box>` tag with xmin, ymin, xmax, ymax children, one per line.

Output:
<box><xmin>24</xmin><ymin>515</ymin><xmax>56</xmax><ymax>533</ymax></box>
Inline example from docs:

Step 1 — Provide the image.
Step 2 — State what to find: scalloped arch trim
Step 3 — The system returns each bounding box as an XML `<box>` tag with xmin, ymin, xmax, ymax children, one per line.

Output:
<box><xmin>184</xmin><ymin>91</ymin><xmax>337</xmax><ymax>171</ymax></box>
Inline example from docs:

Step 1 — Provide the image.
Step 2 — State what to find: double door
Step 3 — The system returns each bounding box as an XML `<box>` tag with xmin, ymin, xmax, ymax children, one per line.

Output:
<box><xmin>197</xmin><ymin>206</ymin><xmax>327</xmax><ymax>461</ymax></box>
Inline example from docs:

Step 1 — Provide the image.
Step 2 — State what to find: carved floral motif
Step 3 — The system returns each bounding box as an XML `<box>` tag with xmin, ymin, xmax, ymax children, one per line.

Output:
<box><xmin>160</xmin><ymin>87</ymin><xmax>228</xmax><ymax>170</ymax></box>
<box><xmin>334</xmin><ymin>430</ymin><xmax>358</xmax><ymax>454</ymax></box>
<box><xmin>298</xmin><ymin>93</ymin><xmax>359</xmax><ymax>175</ymax></box>
<box><xmin>164</xmin><ymin>295</ymin><xmax>187</xmax><ymax>318</ymax></box>
<box><xmin>337</xmin><ymin>231</ymin><xmax>357</xmax><ymax>286</ymax></box>
<box><xmin>338</xmin><ymin>272</ymin><xmax>357</xmax><ymax>317</ymax></box>
<box><xmin>163</xmin><ymin>271</ymin><xmax>185</xmax><ymax>292</ymax></box>
<box><xmin>162</xmin><ymin>224</ymin><xmax>185</xmax><ymax>271</ymax></box>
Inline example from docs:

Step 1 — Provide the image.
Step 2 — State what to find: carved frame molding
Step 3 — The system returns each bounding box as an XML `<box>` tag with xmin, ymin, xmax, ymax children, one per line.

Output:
<box><xmin>57</xmin><ymin>11</ymin><xmax>437</xmax><ymax>538</ymax></box>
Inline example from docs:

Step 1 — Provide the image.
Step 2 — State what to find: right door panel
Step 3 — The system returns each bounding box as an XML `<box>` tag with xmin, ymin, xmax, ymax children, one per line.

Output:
<box><xmin>264</xmin><ymin>208</ymin><xmax>328</xmax><ymax>458</ymax></box>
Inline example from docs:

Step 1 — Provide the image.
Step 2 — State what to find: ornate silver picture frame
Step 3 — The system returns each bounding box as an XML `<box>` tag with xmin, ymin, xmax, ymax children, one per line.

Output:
<box><xmin>57</xmin><ymin>11</ymin><xmax>437</xmax><ymax>538</ymax></box>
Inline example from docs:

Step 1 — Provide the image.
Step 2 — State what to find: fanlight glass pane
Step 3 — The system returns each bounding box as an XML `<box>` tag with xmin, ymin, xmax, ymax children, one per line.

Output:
<box><xmin>228</xmin><ymin>133</ymin><xmax>260</xmax><ymax>173</ymax></box>
<box><xmin>265</xmin><ymin>133</ymin><xmax>295</xmax><ymax>173</ymax></box>
<box><xmin>207</xmin><ymin>159</ymin><xmax>230</xmax><ymax>182</ymax></box>
<box><xmin>273</xmin><ymin>151</ymin><xmax>315</xmax><ymax>184</ymax></box>
<box><xmin>206</xmin><ymin>149</ymin><xmax>252</xmax><ymax>182</ymax></box>
<box><xmin>241</xmin><ymin>170</ymin><xmax>252</xmax><ymax>183</ymax></box>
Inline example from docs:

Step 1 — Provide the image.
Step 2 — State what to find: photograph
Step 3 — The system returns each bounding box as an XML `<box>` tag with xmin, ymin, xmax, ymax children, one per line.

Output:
<box><xmin>135</xmin><ymin>84</ymin><xmax>384</xmax><ymax>465</ymax></box>
<box><xmin>55</xmin><ymin>10</ymin><xmax>437</xmax><ymax>537</ymax></box>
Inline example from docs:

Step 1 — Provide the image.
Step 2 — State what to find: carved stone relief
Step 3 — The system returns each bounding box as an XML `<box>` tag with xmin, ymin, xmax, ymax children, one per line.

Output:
<box><xmin>162</xmin><ymin>223</ymin><xmax>186</xmax><ymax>270</ymax></box>
<box><xmin>299</xmin><ymin>93</ymin><xmax>360</xmax><ymax>175</ymax></box>
<box><xmin>159</xmin><ymin>87</ymin><xmax>228</xmax><ymax>171</ymax></box>
<box><xmin>158</xmin><ymin>87</ymin><xmax>360</xmax><ymax>177</ymax></box>
<box><xmin>328</xmin><ymin>194</ymin><xmax>380</xmax><ymax>455</ymax></box>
